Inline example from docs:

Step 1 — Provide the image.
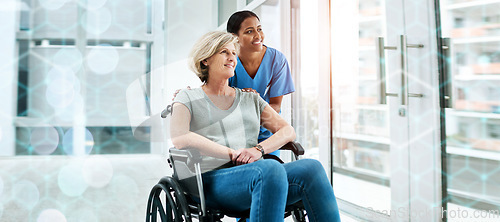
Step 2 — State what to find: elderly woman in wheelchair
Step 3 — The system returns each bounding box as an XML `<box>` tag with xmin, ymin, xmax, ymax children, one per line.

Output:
<box><xmin>152</xmin><ymin>31</ymin><xmax>340</xmax><ymax>222</ymax></box>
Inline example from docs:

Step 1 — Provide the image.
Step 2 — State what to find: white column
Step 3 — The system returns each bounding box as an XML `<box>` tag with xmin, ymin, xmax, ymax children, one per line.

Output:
<box><xmin>0</xmin><ymin>1</ymin><xmax>19</xmax><ymax>156</ymax></box>
<box><xmin>149</xmin><ymin>0</ymin><xmax>167</xmax><ymax>154</ymax></box>
<box><xmin>317</xmin><ymin>0</ymin><xmax>332</xmax><ymax>178</ymax></box>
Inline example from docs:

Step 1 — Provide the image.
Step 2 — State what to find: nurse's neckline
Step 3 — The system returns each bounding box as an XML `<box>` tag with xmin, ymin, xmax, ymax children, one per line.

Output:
<box><xmin>238</xmin><ymin>45</ymin><xmax>268</xmax><ymax>79</ymax></box>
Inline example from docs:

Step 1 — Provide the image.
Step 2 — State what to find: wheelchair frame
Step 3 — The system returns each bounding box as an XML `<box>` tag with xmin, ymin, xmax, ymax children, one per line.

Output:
<box><xmin>146</xmin><ymin>142</ymin><xmax>307</xmax><ymax>222</ymax></box>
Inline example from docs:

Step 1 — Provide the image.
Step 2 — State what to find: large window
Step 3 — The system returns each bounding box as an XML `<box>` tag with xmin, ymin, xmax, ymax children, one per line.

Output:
<box><xmin>0</xmin><ymin>0</ymin><xmax>291</xmax><ymax>221</ymax></box>
<box><xmin>439</xmin><ymin>0</ymin><xmax>500</xmax><ymax>217</ymax></box>
<box><xmin>11</xmin><ymin>0</ymin><xmax>154</xmax><ymax>156</ymax></box>
<box><xmin>1</xmin><ymin>1</ymin><xmax>165</xmax><ymax>220</ymax></box>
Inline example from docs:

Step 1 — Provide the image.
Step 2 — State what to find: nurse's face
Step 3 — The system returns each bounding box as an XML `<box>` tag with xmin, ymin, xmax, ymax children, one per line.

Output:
<box><xmin>205</xmin><ymin>43</ymin><xmax>237</xmax><ymax>80</ymax></box>
<box><xmin>237</xmin><ymin>16</ymin><xmax>265</xmax><ymax>52</ymax></box>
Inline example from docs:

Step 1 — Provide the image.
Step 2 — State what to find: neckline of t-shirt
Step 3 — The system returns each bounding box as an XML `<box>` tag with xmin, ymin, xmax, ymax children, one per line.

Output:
<box><xmin>238</xmin><ymin>45</ymin><xmax>270</xmax><ymax>80</ymax></box>
<box><xmin>199</xmin><ymin>87</ymin><xmax>240</xmax><ymax>112</ymax></box>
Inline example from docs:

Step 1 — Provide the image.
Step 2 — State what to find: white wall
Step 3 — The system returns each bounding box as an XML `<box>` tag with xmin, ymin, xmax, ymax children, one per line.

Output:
<box><xmin>0</xmin><ymin>1</ymin><xmax>18</xmax><ymax>156</ymax></box>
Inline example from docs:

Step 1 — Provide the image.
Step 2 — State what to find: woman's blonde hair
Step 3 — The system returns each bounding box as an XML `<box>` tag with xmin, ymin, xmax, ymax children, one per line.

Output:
<box><xmin>189</xmin><ymin>31</ymin><xmax>239</xmax><ymax>83</ymax></box>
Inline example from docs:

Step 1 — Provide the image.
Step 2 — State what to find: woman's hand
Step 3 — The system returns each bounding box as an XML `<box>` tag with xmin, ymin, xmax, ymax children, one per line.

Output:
<box><xmin>232</xmin><ymin>147</ymin><xmax>262</xmax><ymax>165</ymax></box>
<box><xmin>241</xmin><ymin>88</ymin><xmax>258</xmax><ymax>94</ymax></box>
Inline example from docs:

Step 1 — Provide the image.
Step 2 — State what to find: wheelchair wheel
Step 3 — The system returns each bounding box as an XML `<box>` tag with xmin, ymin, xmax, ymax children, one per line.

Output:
<box><xmin>146</xmin><ymin>176</ymin><xmax>191</xmax><ymax>222</ymax></box>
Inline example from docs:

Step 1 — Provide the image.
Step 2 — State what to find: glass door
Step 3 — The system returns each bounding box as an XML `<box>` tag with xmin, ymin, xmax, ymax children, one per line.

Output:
<box><xmin>331</xmin><ymin>0</ymin><xmax>443</xmax><ymax>221</ymax></box>
<box><xmin>331</xmin><ymin>0</ymin><xmax>392</xmax><ymax>217</ymax></box>
<box><xmin>438</xmin><ymin>0</ymin><xmax>500</xmax><ymax>220</ymax></box>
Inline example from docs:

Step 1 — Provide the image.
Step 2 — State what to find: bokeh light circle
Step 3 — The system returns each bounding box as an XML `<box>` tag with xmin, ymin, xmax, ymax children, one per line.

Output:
<box><xmin>46</xmin><ymin>67</ymin><xmax>79</xmax><ymax>109</ymax></box>
<box><xmin>53</xmin><ymin>48</ymin><xmax>83</xmax><ymax>73</ymax></box>
<box><xmin>38</xmin><ymin>0</ymin><xmax>69</xmax><ymax>10</ymax></box>
<box><xmin>83</xmin><ymin>8</ymin><xmax>112</xmax><ymax>35</ymax></box>
<box><xmin>46</xmin><ymin>86</ymin><xmax>75</xmax><ymax>108</ymax></box>
<box><xmin>47</xmin><ymin>76</ymin><xmax>74</xmax><ymax>95</ymax></box>
<box><xmin>87</xmin><ymin>45</ymin><xmax>119</xmax><ymax>74</ymax></box>
<box><xmin>37</xmin><ymin>209</ymin><xmax>67</xmax><ymax>222</ymax></box>
<box><xmin>62</xmin><ymin>128</ymin><xmax>94</xmax><ymax>155</ymax></box>
<box><xmin>58</xmin><ymin>163</ymin><xmax>88</xmax><ymax>196</ymax></box>
<box><xmin>30</xmin><ymin>127</ymin><xmax>59</xmax><ymax>155</ymax></box>
<box><xmin>47</xmin><ymin>66</ymin><xmax>81</xmax><ymax>93</ymax></box>
<box><xmin>86</xmin><ymin>0</ymin><xmax>107</xmax><ymax>10</ymax></box>
<box><xmin>82</xmin><ymin>156</ymin><xmax>114</xmax><ymax>188</ymax></box>
<box><xmin>13</xmin><ymin>180</ymin><xmax>39</xmax><ymax>209</ymax></box>
<box><xmin>57</xmin><ymin>94</ymin><xmax>84</xmax><ymax>122</ymax></box>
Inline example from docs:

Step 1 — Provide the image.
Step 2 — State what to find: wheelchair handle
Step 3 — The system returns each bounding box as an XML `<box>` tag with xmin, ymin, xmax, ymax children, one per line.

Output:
<box><xmin>161</xmin><ymin>105</ymin><xmax>172</xmax><ymax>118</ymax></box>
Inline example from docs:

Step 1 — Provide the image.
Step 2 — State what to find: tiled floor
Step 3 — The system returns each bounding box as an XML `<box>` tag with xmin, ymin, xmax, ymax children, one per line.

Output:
<box><xmin>0</xmin><ymin>155</ymin><xmax>170</xmax><ymax>222</ymax></box>
<box><xmin>1</xmin><ymin>155</ymin><xmax>357</xmax><ymax>221</ymax></box>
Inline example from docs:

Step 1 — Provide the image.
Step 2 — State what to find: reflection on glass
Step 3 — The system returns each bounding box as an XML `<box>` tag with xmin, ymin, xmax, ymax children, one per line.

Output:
<box><xmin>293</xmin><ymin>0</ymin><xmax>321</xmax><ymax>159</ymax></box>
<box><xmin>331</xmin><ymin>0</ymin><xmax>391</xmax><ymax>214</ymax></box>
<box><xmin>2</xmin><ymin>1</ymin><xmax>287</xmax><ymax>221</ymax></box>
<box><xmin>441</xmin><ymin>0</ymin><xmax>500</xmax><ymax>216</ymax></box>
<box><xmin>2</xmin><ymin>0</ymin><xmax>160</xmax><ymax>221</ymax></box>
<box><xmin>12</xmin><ymin>0</ymin><xmax>152</xmax><ymax>156</ymax></box>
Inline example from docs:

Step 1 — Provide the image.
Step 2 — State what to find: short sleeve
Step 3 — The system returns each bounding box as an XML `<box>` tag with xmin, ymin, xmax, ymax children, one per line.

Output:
<box><xmin>172</xmin><ymin>89</ymin><xmax>193</xmax><ymax>114</ymax></box>
<box><xmin>269</xmin><ymin>50</ymin><xmax>295</xmax><ymax>98</ymax></box>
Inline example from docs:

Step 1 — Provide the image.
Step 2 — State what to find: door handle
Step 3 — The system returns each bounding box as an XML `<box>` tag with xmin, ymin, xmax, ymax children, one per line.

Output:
<box><xmin>376</xmin><ymin>37</ymin><xmax>397</xmax><ymax>104</ymax></box>
<box><xmin>401</xmin><ymin>35</ymin><xmax>425</xmax><ymax>105</ymax></box>
<box><xmin>441</xmin><ymin>38</ymin><xmax>453</xmax><ymax>108</ymax></box>
<box><xmin>376</xmin><ymin>35</ymin><xmax>424</xmax><ymax>106</ymax></box>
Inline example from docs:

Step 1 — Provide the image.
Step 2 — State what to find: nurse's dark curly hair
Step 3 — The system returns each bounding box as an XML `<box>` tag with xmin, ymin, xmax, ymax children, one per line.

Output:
<box><xmin>227</xmin><ymin>10</ymin><xmax>260</xmax><ymax>35</ymax></box>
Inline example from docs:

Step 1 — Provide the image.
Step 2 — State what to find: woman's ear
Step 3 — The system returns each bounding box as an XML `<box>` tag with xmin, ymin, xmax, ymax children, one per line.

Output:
<box><xmin>202</xmin><ymin>60</ymin><xmax>208</xmax><ymax>66</ymax></box>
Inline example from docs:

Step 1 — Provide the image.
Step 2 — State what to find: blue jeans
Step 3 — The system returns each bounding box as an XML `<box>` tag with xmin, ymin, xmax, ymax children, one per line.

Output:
<box><xmin>201</xmin><ymin>159</ymin><xmax>341</xmax><ymax>222</ymax></box>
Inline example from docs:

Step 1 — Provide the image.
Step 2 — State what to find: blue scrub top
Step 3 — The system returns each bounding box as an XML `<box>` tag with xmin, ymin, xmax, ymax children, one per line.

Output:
<box><xmin>229</xmin><ymin>46</ymin><xmax>295</xmax><ymax>142</ymax></box>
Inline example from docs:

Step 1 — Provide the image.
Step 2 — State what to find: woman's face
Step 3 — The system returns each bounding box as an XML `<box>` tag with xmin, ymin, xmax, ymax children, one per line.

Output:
<box><xmin>237</xmin><ymin>16</ymin><xmax>265</xmax><ymax>52</ymax></box>
<box><xmin>205</xmin><ymin>43</ymin><xmax>237</xmax><ymax>80</ymax></box>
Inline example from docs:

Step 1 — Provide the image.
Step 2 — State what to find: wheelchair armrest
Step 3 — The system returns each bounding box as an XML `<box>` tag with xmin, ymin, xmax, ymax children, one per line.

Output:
<box><xmin>168</xmin><ymin>141</ymin><xmax>304</xmax><ymax>169</ymax></box>
<box><xmin>279</xmin><ymin>142</ymin><xmax>305</xmax><ymax>156</ymax></box>
<box><xmin>169</xmin><ymin>147</ymin><xmax>202</xmax><ymax>169</ymax></box>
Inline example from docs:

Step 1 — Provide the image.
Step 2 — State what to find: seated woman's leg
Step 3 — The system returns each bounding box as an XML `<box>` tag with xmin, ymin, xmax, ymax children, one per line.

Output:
<box><xmin>284</xmin><ymin>159</ymin><xmax>341</xmax><ymax>222</ymax></box>
<box><xmin>202</xmin><ymin>159</ymin><xmax>288</xmax><ymax>221</ymax></box>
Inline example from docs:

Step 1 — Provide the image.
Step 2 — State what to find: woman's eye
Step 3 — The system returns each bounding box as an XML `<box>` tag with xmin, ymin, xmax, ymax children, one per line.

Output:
<box><xmin>246</xmin><ymin>30</ymin><xmax>252</xmax><ymax>34</ymax></box>
<box><xmin>257</xmin><ymin>28</ymin><xmax>262</xmax><ymax>32</ymax></box>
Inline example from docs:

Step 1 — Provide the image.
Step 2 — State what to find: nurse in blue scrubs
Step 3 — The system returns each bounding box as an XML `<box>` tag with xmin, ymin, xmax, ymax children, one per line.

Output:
<box><xmin>227</xmin><ymin>11</ymin><xmax>295</xmax><ymax>156</ymax></box>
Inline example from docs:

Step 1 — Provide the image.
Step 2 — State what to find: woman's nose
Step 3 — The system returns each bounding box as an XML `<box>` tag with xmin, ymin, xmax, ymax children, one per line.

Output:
<box><xmin>254</xmin><ymin>32</ymin><xmax>261</xmax><ymax>39</ymax></box>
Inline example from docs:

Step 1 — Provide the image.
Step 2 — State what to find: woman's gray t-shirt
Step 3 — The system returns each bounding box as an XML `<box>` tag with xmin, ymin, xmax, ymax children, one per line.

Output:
<box><xmin>173</xmin><ymin>87</ymin><xmax>268</xmax><ymax>172</ymax></box>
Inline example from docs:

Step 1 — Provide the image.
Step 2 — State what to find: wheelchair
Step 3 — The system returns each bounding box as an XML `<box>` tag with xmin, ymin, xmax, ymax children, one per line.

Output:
<box><xmin>146</xmin><ymin>105</ymin><xmax>307</xmax><ymax>221</ymax></box>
